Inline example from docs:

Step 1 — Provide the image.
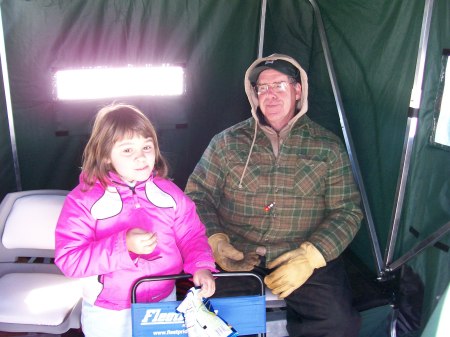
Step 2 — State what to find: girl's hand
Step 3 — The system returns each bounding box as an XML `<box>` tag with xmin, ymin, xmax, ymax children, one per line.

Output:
<box><xmin>193</xmin><ymin>269</ymin><xmax>216</xmax><ymax>298</ymax></box>
<box><xmin>126</xmin><ymin>228</ymin><xmax>157</xmax><ymax>254</ymax></box>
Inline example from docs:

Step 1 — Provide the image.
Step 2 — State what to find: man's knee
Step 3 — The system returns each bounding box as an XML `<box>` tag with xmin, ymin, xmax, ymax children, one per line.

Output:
<box><xmin>286</xmin><ymin>309</ymin><xmax>360</xmax><ymax>337</ymax></box>
<box><xmin>285</xmin><ymin>296</ymin><xmax>360</xmax><ymax>337</ymax></box>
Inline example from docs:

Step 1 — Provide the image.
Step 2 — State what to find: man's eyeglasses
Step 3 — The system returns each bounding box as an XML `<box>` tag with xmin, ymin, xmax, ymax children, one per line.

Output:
<box><xmin>254</xmin><ymin>79</ymin><xmax>296</xmax><ymax>96</ymax></box>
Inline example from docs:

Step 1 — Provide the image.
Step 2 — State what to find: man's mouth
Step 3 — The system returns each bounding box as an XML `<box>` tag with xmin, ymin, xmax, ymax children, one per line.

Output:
<box><xmin>264</xmin><ymin>99</ymin><xmax>280</xmax><ymax>107</ymax></box>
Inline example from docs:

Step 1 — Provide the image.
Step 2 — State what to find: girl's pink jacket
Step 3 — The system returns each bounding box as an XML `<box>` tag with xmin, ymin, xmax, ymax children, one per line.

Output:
<box><xmin>55</xmin><ymin>173</ymin><xmax>216</xmax><ymax>310</ymax></box>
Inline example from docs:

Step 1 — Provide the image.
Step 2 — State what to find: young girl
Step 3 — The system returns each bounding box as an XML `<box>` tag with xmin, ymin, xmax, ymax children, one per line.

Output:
<box><xmin>55</xmin><ymin>103</ymin><xmax>216</xmax><ymax>337</ymax></box>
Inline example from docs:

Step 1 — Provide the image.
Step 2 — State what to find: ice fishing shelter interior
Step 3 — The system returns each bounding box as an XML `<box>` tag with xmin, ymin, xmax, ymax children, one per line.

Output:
<box><xmin>0</xmin><ymin>0</ymin><xmax>449</xmax><ymax>336</ymax></box>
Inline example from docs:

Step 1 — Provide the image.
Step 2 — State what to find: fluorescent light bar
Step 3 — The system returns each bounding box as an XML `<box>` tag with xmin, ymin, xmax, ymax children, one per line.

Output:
<box><xmin>55</xmin><ymin>65</ymin><xmax>185</xmax><ymax>100</ymax></box>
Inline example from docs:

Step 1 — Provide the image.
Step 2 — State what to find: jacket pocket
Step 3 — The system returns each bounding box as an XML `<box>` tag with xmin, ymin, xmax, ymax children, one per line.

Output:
<box><xmin>294</xmin><ymin>157</ymin><xmax>327</xmax><ymax>196</ymax></box>
<box><xmin>227</xmin><ymin>162</ymin><xmax>260</xmax><ymax>193</ymax></box>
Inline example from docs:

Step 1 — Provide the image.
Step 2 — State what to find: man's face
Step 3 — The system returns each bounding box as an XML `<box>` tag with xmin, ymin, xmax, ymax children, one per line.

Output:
<box><xmin>256</xmin><ymin>69</ymin><xmax>301</xmax><ymax>131</ymax></box>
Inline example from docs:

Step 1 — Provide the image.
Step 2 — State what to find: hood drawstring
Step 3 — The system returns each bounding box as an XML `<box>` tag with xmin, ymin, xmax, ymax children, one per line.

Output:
<box><xmin>238</xmin><ymin>121</ymin><xmax>258</xmax><ymax>189</ymax></box>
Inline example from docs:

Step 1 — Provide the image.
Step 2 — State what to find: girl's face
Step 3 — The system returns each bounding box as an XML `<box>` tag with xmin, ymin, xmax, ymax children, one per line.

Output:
<box><xmin>109</xmin><ymin>135</ymin><xmax>156</xmax><ymax>183</ymax></box>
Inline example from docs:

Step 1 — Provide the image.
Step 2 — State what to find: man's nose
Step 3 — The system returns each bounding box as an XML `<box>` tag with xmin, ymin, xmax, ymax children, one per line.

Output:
<box><xmin>266</xmin><ymin>85</ymin><xmax>278</xmax><ymax>96</ymax></box>
<box><xmin>264</xmin><ymin>89</ymin><xmax>279</xmax><ymax>99</ymax></box>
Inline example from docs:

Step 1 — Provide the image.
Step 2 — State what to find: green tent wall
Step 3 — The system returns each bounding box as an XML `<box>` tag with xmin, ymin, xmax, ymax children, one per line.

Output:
<box><xmin>0</xmin><ymin>0</ymin><xmax>448</xmax><ymax>335</ymax></box>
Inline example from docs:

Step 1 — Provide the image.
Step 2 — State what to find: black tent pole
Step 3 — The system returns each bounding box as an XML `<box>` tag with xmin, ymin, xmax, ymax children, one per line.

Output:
<box><xmin>309</xmin><ymin>0</ymin><xmax>384</xmax><ymax>277</ymax></box>
<box><xmin>0</xmin><ymin>5</ymin><xmax>22</xmax><ymax>191</ymax></box>
<box><xmin>384</xmin><ymin>0</ymin><xmax>435</xmax><ymax>270</ymax></box>
<box><xmin>387</xmin><ymin>221</ymin><xmax>450</xmax><ymax>273</ymax></box>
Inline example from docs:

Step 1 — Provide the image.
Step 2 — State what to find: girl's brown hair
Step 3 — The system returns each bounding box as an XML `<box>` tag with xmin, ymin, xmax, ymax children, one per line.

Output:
<box><xmin>82</xmin><ymin>103</ymin><xmax>168</xmax><ymax>189</ymax></box>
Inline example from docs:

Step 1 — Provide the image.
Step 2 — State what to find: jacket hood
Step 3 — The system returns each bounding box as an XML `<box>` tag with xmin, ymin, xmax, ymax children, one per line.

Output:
<box><xmin>244</xmin><ymin>53</ymin><xmax>309</xmax><ymax>126</ymax></box>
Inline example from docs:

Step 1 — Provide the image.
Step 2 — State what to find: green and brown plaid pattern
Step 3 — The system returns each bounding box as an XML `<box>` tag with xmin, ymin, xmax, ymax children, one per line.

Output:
<box><xmin>186</xmin><ymin>116</ymin><xmax>363</xmax><ymax>262</ymax></box>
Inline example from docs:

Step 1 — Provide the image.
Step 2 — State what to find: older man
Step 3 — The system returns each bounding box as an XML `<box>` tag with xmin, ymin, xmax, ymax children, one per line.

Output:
<box><xmin>186</xmin><ymin>54</ymin><xmax>363</xmax><ymax>337</ymax></box>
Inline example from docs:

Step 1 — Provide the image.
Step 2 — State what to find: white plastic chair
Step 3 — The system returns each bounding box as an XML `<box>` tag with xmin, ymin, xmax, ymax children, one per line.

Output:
<box><xmin>0</xmin><ymin>190</ymin><xmax>82</xmax><ymax>334</ymax></box>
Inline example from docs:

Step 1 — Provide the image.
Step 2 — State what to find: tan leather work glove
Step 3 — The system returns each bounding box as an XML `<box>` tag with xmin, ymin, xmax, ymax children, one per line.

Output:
<box><xmin>208</xmin><ymin>233</ymin><xmax>261</xmax><ymax>271</ymax></box>
<box><xmin>264</xmin><ymin>242</ymin><xmax>326</xmax><ymax>298</ymax></box>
